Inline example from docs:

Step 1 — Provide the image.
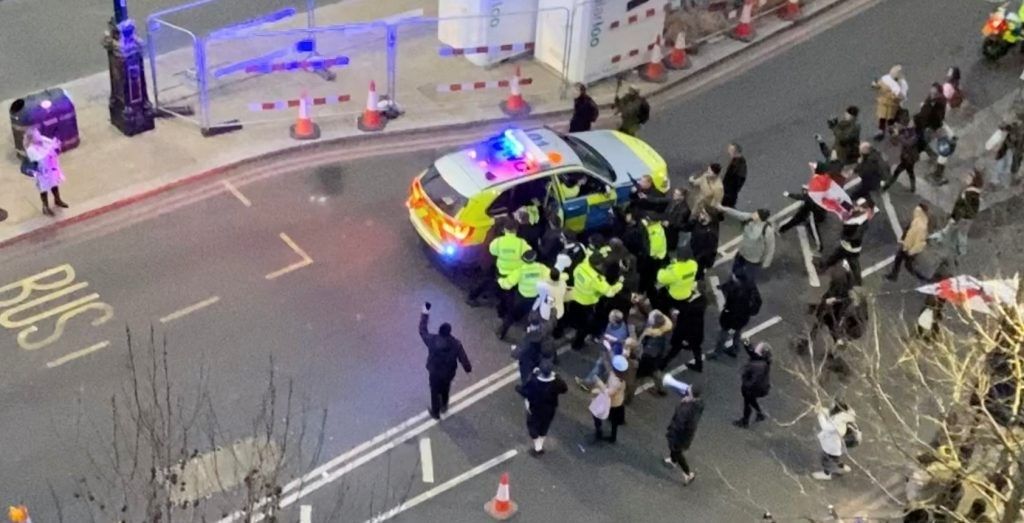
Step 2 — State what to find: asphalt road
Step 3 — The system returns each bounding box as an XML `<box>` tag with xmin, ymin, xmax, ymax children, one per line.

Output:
<box><xmin>2</xmin><ymin>0</ymin><xmax>1023</xmax><ymax>521</ymax></box>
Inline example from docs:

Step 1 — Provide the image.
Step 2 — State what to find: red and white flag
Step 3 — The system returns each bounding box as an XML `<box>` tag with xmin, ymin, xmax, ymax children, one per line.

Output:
<box><xmin>917</xmin><ymin>275</ymin><xmax>1019</xmax><ymax>315</ymax></box>
<box><xmin>807</xmin><ymin>173</ymin><xmax>854</xmax><ymax>220</ymax></box>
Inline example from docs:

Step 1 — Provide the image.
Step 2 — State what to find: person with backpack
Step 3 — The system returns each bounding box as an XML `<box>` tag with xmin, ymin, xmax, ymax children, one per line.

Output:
<box><xmin>718</xmin><ymin>206</ymin><xmax>775</xmax><ymax>283</ymax></box>
<box><xmin>569</xmin><ymin>83</ymin><xmax>599</xmax><ymax>133</ymax></box>
<box><xmin>709</xmin><ymin>271</ymin><xmax>761</xmax><ymax>359</ymax></box>
<box><xmin>613</xmin><ymin>85</ymin><xmax>650</xmax><ymax>136</ymax></box>
<box><xmin>733</xmin><ymin>341</ymin><xmax>772</xmax><ymax>428</ymax></box>
<box><xmin>812</xmin><ymin>401</ymin><xmax>860</xmax><ymax>480</ymax></box>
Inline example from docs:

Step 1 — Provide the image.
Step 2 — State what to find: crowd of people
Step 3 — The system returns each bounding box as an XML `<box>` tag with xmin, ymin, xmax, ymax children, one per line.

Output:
<box><xmin>417</xmin><ymin>61</ymin><xmax>1022</xmax><ymax>495</ymax></box>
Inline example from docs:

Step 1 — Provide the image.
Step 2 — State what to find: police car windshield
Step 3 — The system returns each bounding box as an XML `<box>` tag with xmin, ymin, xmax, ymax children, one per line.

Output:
<box><xmin>563</xmin><ymin>135</ymin><xmax>616</xmax><ymax>183</ymax></box>
<box><xmin>421</xmin><ymin>165</ymin><xmax>467</xmax><ymax>215</ymax></box>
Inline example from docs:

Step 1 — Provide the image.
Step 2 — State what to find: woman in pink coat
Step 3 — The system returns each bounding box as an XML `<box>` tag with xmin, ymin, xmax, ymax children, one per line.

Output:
<box><xmin>24</xmin><ymin>127</ymin><xmax>69</xmax><ymax>216</ymax></box>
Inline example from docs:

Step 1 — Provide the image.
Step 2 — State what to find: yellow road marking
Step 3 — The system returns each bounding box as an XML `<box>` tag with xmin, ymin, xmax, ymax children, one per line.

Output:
<box><xmin>265</xmin><ymin>233</ymin><xmax>313</xmax><ymax>280</ymax></box>
<box><xmin>46</xmin><ymin>340</ymin><xmax>110</xmax><ymax>369</ymax></box>
<box><xmin>159</xmin><ymin>296</ymin><xmax>221</xmax><ymax>324</ymax></box>
<box><xmin>222</xmin><ymin>180</ymin><xmax>252</xmax><ymax>207</ymax></box>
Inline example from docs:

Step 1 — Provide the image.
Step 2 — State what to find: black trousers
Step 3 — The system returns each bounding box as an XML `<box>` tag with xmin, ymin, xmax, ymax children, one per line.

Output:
<box><xmin>429</xmin><ymin>375</ymin><xmax>453</xmax><ymax>418</ymax></box>
<box><xmin>694</xmin><ymin>254</ymin><xmax>715</xmax><ymax>281</ymax></box>
<box><xmin>889</xmin><ymin>250</ymin><xmax>925</xmax><ymax>281</ymax></box>
<box><xmin>558</xmin><ymin>301</ymin><xmax>596</xmax><ymax>350</ymax></box>
<box><xmin>741</xmin><ymin>392</ymin><xmax>764</xmax><ymax>424</ymax></box>
<box><xmin>468</xmin><ymin>266</ymin><xmax>498</xmax><ymax>301</ymax></box>
<box><xmin>668</xmin><ymin>442</ymin><xmax>691</xmax><ymax>474</ymax></box>
<box><xmin>499</xmin><ymin>293</ymin><xmax>534</xmax><ymax>338</ymax></box>
<box><xmin>822</xmin><ymin>246</ymin><xmax>862</xmax><ymax>284</ymax></box>
<box><xmin>886</xmin><ymin>160</ymin><xmax>916</xmax><ymax>190</ymax></box>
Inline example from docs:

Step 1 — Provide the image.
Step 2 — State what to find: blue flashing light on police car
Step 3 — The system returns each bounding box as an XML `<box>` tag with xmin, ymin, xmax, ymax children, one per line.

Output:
<box><xmin>442</xmin><ymin>243</ymin><xmax>458</xmax><ymax>257</ymax></box>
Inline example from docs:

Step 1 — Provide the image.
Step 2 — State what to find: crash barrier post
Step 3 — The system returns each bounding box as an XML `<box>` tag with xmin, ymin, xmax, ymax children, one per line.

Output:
<box><xmin>389</xmin><ymin>8</ymin><xmax>570</xmax><ymax>124</ymax></box>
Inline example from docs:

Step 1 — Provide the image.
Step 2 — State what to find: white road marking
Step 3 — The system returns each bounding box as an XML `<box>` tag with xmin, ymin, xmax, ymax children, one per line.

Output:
<box><xmin>637</xmin><ymin>315</ymin><xmax>782</xmax><ymax>393</ymax></box>
<box><xmin>881</xmin><ymin>192</ymin><xmax>903</xmax><ymax>240</ymax></box>
<box><xmin>159</xmin><ymin>295</ymin><xmax>221</xmax><ymax>324</ymax></box>
<box><xmin>222</xmin><ymin>180</ymin><xmax>252</xmax><ymax>207</ymax></box>
<box><xmin>45</xmin><ymin>340</ymin><xmax>110</xmax><ymax>369</ymax></box>
<box><xmin>797</xmin><ymin>226</ymin><xmax>821</xmax><ymax>288</ymax></box>
<box><xmin>419</xmin><ymin>437</ymin><xmax>435</xmax><ymax>484</ymax></box>
<box><xmin>365</xmin><ymin>449</ymin><xmax>518</xmax><ymax>523</ymax></box>
<box><xmin>220</xmin><ymin>347</ymin><xmax>566</xmax><ymax>522</ymax></box>
<box><xmin>708</xmin><ymin>275</ymin><xmax>725</xmax><ymax>311</ymax></box>
<box><xmin>265</xmin><ymin>233</ymin><xmax>314</xmax><ymax>280</ymax></box>
<box><xmin>300</xmin><ymin>505</ymin><xmax>312</xmax><ymax>523</ymax></box>
<box><xmin>862</xmin><ymin>255</ymin><xmax>896</xmax><ymax>277</ymax></box>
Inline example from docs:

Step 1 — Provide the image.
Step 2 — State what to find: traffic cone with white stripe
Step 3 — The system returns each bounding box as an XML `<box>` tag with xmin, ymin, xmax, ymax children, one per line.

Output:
<box><xmin>663</xmin><ymin>32</ymin><xmax>690</xmax><ymax>70</ymax></box>
<box><xmin>484</xmin><ymin>472</ymin><xmax>517</xmax><ymax>520</ymax></box>
<box><xmin>500</xmin><ymin>66</ymin><xmax>531</xmax><ymax>117</ymax></box>
<box><xmin>731</xmin><ymin>0</ymin><xmax>756</xmax><ymax>42</ymax></box>
<box><xmin>778</xmin><ymin>0</ymin><xmax>801</xmax><ymax>20</ymax></box>
<box><xmin>357</xmin><ymin>80</ymin><xmax>386</xmax><ymax>132</ymax></box>
<box><xmin>8</xmin><ymin>505</ymin><xmax>31</xmax><ymax>523</ymax></box>
<box><xmin>639</xmin><ymin>35</ymin><xmax>668</xmax><ymax>83</ymax></box>
<box><xmin>289</xmin><ymin>93</ymin><xmax>321</xmax><ymax>140</ymax></box>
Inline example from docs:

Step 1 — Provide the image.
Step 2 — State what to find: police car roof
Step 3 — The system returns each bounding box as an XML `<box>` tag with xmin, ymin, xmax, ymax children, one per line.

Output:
<box><xmin>435</xmin><ymin>128</ymin><xmax>582</xmax><ymax>197</ymax></box>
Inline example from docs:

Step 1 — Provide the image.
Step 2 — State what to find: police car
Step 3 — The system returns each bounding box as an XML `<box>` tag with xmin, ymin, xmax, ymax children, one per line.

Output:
<box><xmin>407</xmin><ymin>127</ymin><xmax>668</xmax><ymax>263</ymax></box>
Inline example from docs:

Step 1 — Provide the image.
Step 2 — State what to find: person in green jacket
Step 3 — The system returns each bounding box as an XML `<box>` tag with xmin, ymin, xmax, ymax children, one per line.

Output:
<box><xmin>562</xmin><ymin>254</ymin><xmax>624</xmax><ymax>350</ymax></box>
<box><xmin>656</xmin><ymin>247</ymin><xmax>699</xmax><ymax>314</ymax></box>
<box><xmin>468</xmin><ymin>217</ymin><xmax>530</xmax><ymax>312</ymax></box>
<box><xmin>497</xmin><ymin>250</ymin><xmax>550</xmax><ymax>340</ymax></box>
<box><xmin>614</xmin><ymin>85</ymin><xmax>650</xmax><ymax>137</ymax></box>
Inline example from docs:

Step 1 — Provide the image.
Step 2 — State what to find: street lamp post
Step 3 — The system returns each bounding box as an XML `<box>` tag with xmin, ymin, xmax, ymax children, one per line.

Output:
<box><xmin>103</xmin><ymin>0</ymin><xmax>155</xmax><ymax>136</ymax></box>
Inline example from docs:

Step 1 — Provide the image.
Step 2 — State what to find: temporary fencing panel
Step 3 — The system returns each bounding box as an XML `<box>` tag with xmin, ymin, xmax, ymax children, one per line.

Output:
<box><xmin>146</xmin><ymin>17</ymin><xmax>203</xmax><ymax>124</ymax></box>
<box><xmin>437</xmin><ymin>0</ymin><xmax>540</xmax><ymax>67</ymax></box>
<box><xmin>392</xmin><ymin>9</ymin><xmax>570</xmax><ymax>123</ymax></box>
<box><xmin>202</xmin><ymin>23</ymin><xmax>388</xmax><ymax>129</ymax></box>
<box><xmin>536</xmin><ymin>0</ymin><xmax>666</xmax><ymax>84</ymax></box>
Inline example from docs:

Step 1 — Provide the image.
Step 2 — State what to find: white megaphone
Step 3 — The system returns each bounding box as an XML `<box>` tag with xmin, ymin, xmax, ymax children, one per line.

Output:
<box><xmin>662</xmin><ymin>373</ymin><xmax>691</xmax><ymax>396</ymax></box>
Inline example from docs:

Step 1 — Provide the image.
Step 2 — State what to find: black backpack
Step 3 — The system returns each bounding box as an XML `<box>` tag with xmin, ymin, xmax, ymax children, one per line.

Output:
<box><xmin>638</xmin><ymin>99</ymin><xmax>650</xmax><ymax>125</ymax></box>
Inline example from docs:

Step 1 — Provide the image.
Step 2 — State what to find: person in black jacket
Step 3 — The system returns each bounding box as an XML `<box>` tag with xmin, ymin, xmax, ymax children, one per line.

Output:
<box><xmin>709</xmin><ymin>271</ymin><xmax>761</xmax><ymax>359</ymax></box>
<box><xmin>664</xmin><ymin>188</ymin><xmax>691</xmax><ymax>252</ymax></box>
<box><xmin>537</xmin><ymin>213</ymin><xmax>564</xmax><ymax>266</ymax></box>
<box><xmin>674</xmin><ymin>288</ymin><xmax>708</xmax><ymax>373</ymax></box>
<box><xmin>569</xmin><ymin>83</ymin><xmax>599</xmax><ymax>133</ymax></box>
<box><xmin>663</xmin><ymin>383</ymin><xmax>704</xmax><ymax>485</ymax></box>
<box><xmin>734</xmin><ymin>341</ymin><xmax>772</xmax><ymax>428</ymax></box>
<box><xmin>819</xmin><ymin>198</ymin><xmax>872</xmax><ymax>284</ymax></box>
<box><xmin>722</xmin><ymin>143</ymin><xmax>748</xmax><ymax>208</ymax></box>
<box><xmin>419</xmin><ymin>303</ymin><xmax>472</xmax><ymax>419</ymax></box>
<box><xmin>687</xmin><ymin>210</ymin><xmax>720</xmax><ymax>281</ymax></box>
<box><xmin>850</xmin><ymin>142</ymin><xmax>887</xmax><ymax>203</ymax></box>
<box><xmin>521</xmin><ymin>358</ymin><xmax>568</xmax><ymax>456</ymax></box>
<box><xmin>513</xmin><ymin>316</ymin><xmax>546</xmax><ymax>387</ymax></box>
<box><xmin>912</xmin><ymin>83</ymin><xmax>947</xmax><ymax>157</ymax></box>
<box><xmin>778</xmin><ymin>184</ymin><xmax>826</xmax><ymax>252</ymax></box>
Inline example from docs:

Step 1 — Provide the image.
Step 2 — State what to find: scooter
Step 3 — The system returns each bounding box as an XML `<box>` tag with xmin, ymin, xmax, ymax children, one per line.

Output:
<box><xmin>982</xmin><ymin>6</ymin><xmax>1022</xmax><ymax>61</ymax></box>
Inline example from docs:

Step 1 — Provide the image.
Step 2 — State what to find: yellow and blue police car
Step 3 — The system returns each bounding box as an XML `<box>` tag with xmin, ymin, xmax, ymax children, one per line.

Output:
<box><xmin>407</xmin><ymin>127</ymin><xmax>668</xmax><ymax>263</ymax></box>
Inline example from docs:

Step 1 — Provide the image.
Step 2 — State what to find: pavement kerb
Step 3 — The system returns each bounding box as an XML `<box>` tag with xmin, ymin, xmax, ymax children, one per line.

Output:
<box><xmin>0</xmin><ymin>0</ymin><xmax>855</xmax><ymax>251</ymax></box>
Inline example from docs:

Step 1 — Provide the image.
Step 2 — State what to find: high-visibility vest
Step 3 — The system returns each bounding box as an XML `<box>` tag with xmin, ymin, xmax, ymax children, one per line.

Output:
<box><xmin>559</xmin><ymin>180</ymin><xmax>581</xmax><ymax>199</ymax></box>
<box><xmin>499</xmin><ymin>261</ymin><xmax>548</xmax><ymax>298</ymax></box>
<box><xmin>646</xmin><ymin>222</ymin><xmax>667</xmax><ymax>260</ymax></box>
<box><xmin>522</xmin><ymin>203</ymin><xmax>541</xmax><ymax>225</ymax></box>
<box><xmin>572</xmin><ymin>260</ymin><xmax>622</xmax><ymax>306</ymax></box>
<box><xmin>489</xmin><ymin>232</ymin><xmax>530</xmax><ymax>276</ymax></box>
<box><xmin>657</xmin><ymin>259</ymin><xmax>698</xmax><ymax>300</ymax></box>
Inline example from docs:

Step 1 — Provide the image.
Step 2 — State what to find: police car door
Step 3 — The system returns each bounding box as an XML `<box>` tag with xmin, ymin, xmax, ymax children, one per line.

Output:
<box><xmin>556</xmin><ymin>171</ymin><xmax>616</xmax><ymax>232</ymax></box>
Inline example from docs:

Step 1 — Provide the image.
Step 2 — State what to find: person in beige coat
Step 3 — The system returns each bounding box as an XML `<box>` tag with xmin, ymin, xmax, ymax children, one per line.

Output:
<box><xmin>872</xmin><ymin>65</ymin><xmax>909</xmax><ymax>140</ymax></box>
<box><xmin>688</xmin><ymin>163</ymin><xmax>724</xmax><ymax>217</ymax></box>
<box><xmin>885</xmin><ymin>203</ymin><xmax>930</xmax><ymax>282</ymax></box>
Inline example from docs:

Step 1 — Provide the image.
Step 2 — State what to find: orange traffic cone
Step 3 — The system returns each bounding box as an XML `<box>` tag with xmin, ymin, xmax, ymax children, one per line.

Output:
<box><xmin>500</xmin><ymin>66</ymin><xmax>531</xmax><ymax>117</ymax></box>
<box><xmin>731</xmin><ymin>0</ymin><xmax>756</xmax><ymax>42</ymax></box>
<box><xmin>484</xmin><ymin>472</ymin><xmax>518</xmax><ymax>520</ymax></box>
<box><xmin>357</xmin><ymin>80</ymin><xmax>386</xmax><ymax>132</ymax></box>
<box><xmin>289</xmin><ymin>93</ymin><xmax>321</xmax><ymax>140</ymax></box>
<box><xmin>8</xmin><ymin>505</ymin><xmax>30</xmax><ymax>523</ymax></box>
<box><xmin>778</xmin><ymin>0</ymin><xmax>801</xmax><ymax>20</ymax></box>
<box><xmin>639</xmin><ymin>35</ymin><xmax>668</xmax><ymax>83</ymax></box>
<box><xmin>663</xmin><ymin>32</ymin><xmax>690</xmax><ymax>70</ymax></box>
